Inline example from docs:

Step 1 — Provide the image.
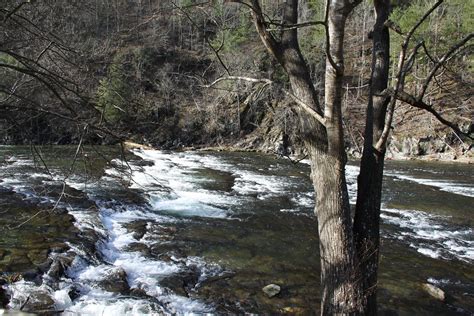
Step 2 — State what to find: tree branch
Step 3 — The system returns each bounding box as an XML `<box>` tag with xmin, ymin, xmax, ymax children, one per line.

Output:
<box><xmin>171</xmin><ymin>1</ymin><xmax>231</xmax><ymax>75</ymax></box>
<box><xmin>227</xmin><ymin>0</ymin><xmax>283</xmax><ymax>62</ymax></box>
<box><xmin>202</xmin><ymin>75</ymin><xmax>326</xmax><ymax>126</ymax></box>
<box><xmin>418</xmin><ymin>32</ymin><xmax>473</xmax><ymax>100</ymax></box>
<box><xmin>283</xmin><ymin>90</ymin><xmax>326</xmax><ymax>126</ymax></box>
<box><xmin>383</xmin><ymin>88</ymin><xmax>472</xmax><ymax>140</ymax></box>
<box><xmin>202</xmin><ymin>75</ymin><xmax>272</xmax><ymax>88</ymax></box>
<box><xmin>266</xmin><ymin>20</ymin><xmax>326</xmax><ymax>32</ymax></box>
<box><xmin>375</xmin><ymin>0</ymin><xmax>444</xmax><ymax>151</ymax></box>
<box><xmin>324</xmin><ymin>0</ymin><xmax>340</xmax><ymax>72</ymax></box>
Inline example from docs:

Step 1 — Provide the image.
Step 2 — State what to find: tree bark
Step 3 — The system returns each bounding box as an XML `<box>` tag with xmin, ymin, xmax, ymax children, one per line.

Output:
<box><xmin>353</xmin><ymin>1</ymin><xmax>391</xmax><ymax>315</ymax></box>
<box><xmin>313</xmin><ymin>2</ymin><xmax>364</xmax><ymax>314</ymax></box>
<box><xmin>246</xmin><ymin>0</ymin><xmax>365</xmax><ymax>313</ymax></box>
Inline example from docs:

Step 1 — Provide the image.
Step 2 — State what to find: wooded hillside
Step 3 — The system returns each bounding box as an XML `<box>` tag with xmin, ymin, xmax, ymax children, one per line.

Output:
<box><xmin>1</xmin><ymin>0</ymin><xmax>472</xmax><ymax>158</ymax></box>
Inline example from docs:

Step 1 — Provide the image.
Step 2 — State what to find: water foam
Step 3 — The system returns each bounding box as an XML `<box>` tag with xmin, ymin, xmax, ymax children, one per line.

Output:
<box><xmin>381</xmin><ymin>208</ymin><xmax>473</xmax><ymax>262</ymax></box>
<box><xmin>386</xmin><ymin>170</ymin><xmax>474</xmax><ymax>198</ymax></box>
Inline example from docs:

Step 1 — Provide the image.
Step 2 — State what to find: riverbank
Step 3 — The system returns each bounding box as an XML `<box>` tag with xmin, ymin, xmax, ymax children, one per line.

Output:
<box><xmin>123</xmin><ymin>140</ymin><xmax>474</xmax><ymax>165</ymax></box>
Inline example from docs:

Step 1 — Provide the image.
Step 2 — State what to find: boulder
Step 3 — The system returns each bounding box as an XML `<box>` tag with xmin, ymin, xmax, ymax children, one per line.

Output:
<box><xmin>160</xmin><ymin>269</ymin><xmax>200</xmax><ymax>297</ymax></box>
<box><xmin>47</xmin><ymin>252</ymin><xmax>75</xmax><ymax>280</ymax></box>
<box><xmin>130</xmin><ymin>287</ymin><xmax>149</xmax><ymax>298</ymax></box>
<box><xmin>97</xmin><ymin>267</ymin><xmax>130</xmax><ymax>294</ymax></box>
<box><xmin>262</xmin><ymin>284</ymin><xmax>281</xmax><ymax>298</ymax></box>
<box><xmin>124</xmin><ymin>220</ymin><xmax>148</xmax><ymax>240</ymax></box>
<box><xmin>125</xmin><ymin>242</ymin><xmax>150</xmax><ymax>256</ymax></box>
<box><xmin>21</xmin><ymin>291</ymin><xmax>55</xmax><ymax>313</ymax></box>
<box><xmin>160</xmin><ymin>275</ymin><xmax>188</xmax><ymax>297</ymax></box>
<box><xmin>422</xmin><ymin>283</ymin><xmax>446</xmax><ymax>302</ymax></box>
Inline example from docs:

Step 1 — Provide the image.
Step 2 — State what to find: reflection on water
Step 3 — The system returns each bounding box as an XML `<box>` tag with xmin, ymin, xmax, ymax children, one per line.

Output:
<box><xmin>0</xmin><ymin>146</ymin><xmax>473</xmax><ymax>315</ymax></box>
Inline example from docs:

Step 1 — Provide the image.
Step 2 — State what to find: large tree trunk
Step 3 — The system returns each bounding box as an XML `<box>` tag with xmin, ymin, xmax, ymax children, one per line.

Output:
<box><xmin>353</xmin><ymin>1</ymin><xmax>391</xmax><ymax>315</ymax></box>
<box><xmin>312</xmin><ymin>2</ymin><xmax>364</xmax><ymax>314</ymax></box>
<box><xmin>247</xmin><ymin>0</ymin><xmax>365</xmax><ymax>313</ymax></box>
<box><xmin>279</xmin><ymin>1</ymin><xmax>364</xmax><ymax>314</ymax></box>
<box><xmin>310</xmin><ymin>153</ymin><xmax>364</xmax><ymax>315</ymax></box>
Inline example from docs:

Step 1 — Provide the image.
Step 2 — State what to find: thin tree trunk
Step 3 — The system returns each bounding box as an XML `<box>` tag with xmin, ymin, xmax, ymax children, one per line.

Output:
<box><xmin>353</xmin><ymin>1</ymin><xmax>391</xmax><ymax>315</ymax></box>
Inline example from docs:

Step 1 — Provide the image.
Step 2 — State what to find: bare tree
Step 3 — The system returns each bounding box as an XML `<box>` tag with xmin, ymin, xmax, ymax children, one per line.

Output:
<box><xmin>221</xmin><ymin>0</ymin><xmax>472</xmax><ymax>314</ymax></box>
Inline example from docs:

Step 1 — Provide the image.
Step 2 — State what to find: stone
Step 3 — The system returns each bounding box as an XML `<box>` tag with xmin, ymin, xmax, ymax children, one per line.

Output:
<box><xmin>21</xmin><ymin>291</ymin><xmax>55</xmax><ymax>313</ymax></box>
<box><xmin>125</xmin><ymin>242</ymin><xmax>151</xmax><ymax>256</ymax></box>
<box><xmin>21</xmin><ymin>268</ymin><xmax>42</xmax><ymax>284</ymax></box>
<box><xmin>160</xmin><ymin>275</ymin><xmax>188</xmax><ymax>297</ymax></box>
<box><xmin>422</xmin><ymin>283</ymin><xmax>446</xmax><ymax>302</ymax></box>
<box><xmin>262</xmin><ymin>284</ymin><xmax>281</xmax><ymax>298</ymax></box>
<box><xmin>97</xmin><ymin>267</ymin><xmax>130</xmax><ymax>294</ymax></box>
<box><xmin>160</xmin><ymin>269</ymin><xmax>200</xmax><ymax>297</ymax></box>
<box><xmin>47</xmin><ymin>253</ymin><xmax>75</xmax><ymax>280</ymax></box>
<box><xmin>124</xmin><ymin>220</ymin><xmax>148</xmax><ymax>240</ymax></box>
<box><xmin>130</xmin><ymin>287</ymin><xmax>149</xmax><ymax>298</ymax></box>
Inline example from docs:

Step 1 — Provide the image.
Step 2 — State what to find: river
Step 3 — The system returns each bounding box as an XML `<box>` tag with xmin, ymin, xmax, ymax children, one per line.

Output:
<box><xmin>0</xmin><ymin>145</ymin><xmax>473</xmax><ymax>315</ymax></box>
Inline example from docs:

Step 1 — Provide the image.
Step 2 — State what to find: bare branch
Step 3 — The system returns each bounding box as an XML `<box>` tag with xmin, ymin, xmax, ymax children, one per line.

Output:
<box><xmin>283</xmin><ymin>90</ymin><xmax>326</xmax><ymax>126</ymax></box>
<box><xmin>202</xmin><ymin>75</ymin><xmax>271</xmax><ymax>88</ymax></box>
<box><xmin>384</xmin><ymin>20</ymin><xmax>403</xmax><ymax>35</ymax></box>
<box><xmin>171</xmin><ymin>1</ymin><xmax>231</xmax><ymax>75</ymax></box>
<box><xmin>418</xmin><ymin>32</ymin><xmax>473</xmax><ymax>100</ymax></box>
<box><xmin>406</xmin><ymin>0</ymin><xmax>443</xmax><ymax>41</ymax></box>
<box><xmin>324</xmin><ymin>0</ymin><xmax>340</xmax><ymax>72</ymax></box>
<box><xmin>375</xmin><ymin>0</ymin><xmax>444</xmax><ymax>151</ymax></box>
<box><xmin>266</xmin><ymin>20</ymin><xmax>326</xmax><ymax>32</ymax></box>
<box><xmin>202</xmin><ymin>75</ymin><xmax>326</xmax><ymax>126</ymax></box>
<box><xmin>227</xmin><ymin>0</ymin><xmax>283</xmax><ymax>62</ymax></box>
<box><xmin>384</xmin><ymin>88</ymin><xmax>472</xmax><ymax>140</ymax></box>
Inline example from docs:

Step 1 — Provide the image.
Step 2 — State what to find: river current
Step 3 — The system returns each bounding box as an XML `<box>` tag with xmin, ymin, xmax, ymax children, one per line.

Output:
<box><xmin>0</xmin><ymin>145</ymin><xmax>473</xmax><ymax>315</ymax></box>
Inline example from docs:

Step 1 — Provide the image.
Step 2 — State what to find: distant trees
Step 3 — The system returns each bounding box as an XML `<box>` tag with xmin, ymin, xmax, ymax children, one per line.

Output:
<box><xmin>97</xmin><ymin>53</ymin><xmax>130</xmax><ymax>124</ymax></box>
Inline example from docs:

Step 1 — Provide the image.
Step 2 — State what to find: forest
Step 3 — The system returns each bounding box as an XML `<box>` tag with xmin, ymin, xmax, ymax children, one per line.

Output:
<box><xmin>1</xmin><ymin>0</ymin><xmax>472</xmax><ymax>155</ymax></box>
<box><xmin>0</xmin><ymin>0</ymin><xmax>473</xmax><ymax>315</ymax></box>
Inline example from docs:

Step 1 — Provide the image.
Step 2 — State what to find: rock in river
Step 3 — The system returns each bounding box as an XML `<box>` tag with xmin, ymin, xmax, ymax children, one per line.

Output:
<box><xmin>21</xmin><ymin>290</ymin><xmax>56</xmax><ymax>313</ymax></box>
<box><xmin>262</xmin><ymin>284</ymin><xmax>281</xmax><ymax>298</ymax></box>
<box><xmin>97</xmin><ymin>267</ymin><xmax>130</xmax><ymax>294</ymax></box>
<box><xmin>422</xmin><ymin>283</ymin><xmax>446</xmax><ymax>302</ymax></box>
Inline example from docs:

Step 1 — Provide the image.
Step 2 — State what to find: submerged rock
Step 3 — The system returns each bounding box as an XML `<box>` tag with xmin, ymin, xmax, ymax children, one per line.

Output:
<box><xmin>47</xmin><ymin>252</ymin><xmax>76</xmax><ymax>280</ymax></box>
<box><xmin>97</xmin><ymin>267</ymin><xmax>130</xmax><ymax>294</ymax></box>
<box><xmin>20</xmin><ymin>291</ymin><xmax>55</xmax><ymax>313</ymax></box>
<box><xmin>262</xmin><ymin>284</ymin><xmax>281</xmax><ymax>298</ymax></box>
<box><xmin>160</xmin><ymin>269</ymin><xmax>200</xmax><ymax>297</ymax></box>
<box><xmin>422</xmin><ymin>283</ymin><xmax>446</xmax><ymax>301</ymax></box>
<box><xmin>124</xmin><ymin>220</ymin><xmax>148</xmax><ymax>240</ymax></box>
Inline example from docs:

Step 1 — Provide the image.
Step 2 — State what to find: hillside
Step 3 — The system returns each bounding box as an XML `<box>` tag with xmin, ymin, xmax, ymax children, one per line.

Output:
<box><xmin>0</xmin><ymin>0</ymin><xmax>472</xmax><ymax>160</ymax></box>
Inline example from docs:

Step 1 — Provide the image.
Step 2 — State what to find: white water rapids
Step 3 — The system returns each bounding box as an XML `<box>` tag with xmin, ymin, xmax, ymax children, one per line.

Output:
<box><xmin>1</xmin><ymin>148</ymin><xmax>472</xmax><ymax>314</ymax></box>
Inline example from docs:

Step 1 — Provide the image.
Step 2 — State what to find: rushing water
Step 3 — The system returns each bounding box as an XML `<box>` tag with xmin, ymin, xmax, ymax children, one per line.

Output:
<box><xmin>0</xmin><ymin>145</ymin><xmax>473</xmax><ymax>315</ymax></box>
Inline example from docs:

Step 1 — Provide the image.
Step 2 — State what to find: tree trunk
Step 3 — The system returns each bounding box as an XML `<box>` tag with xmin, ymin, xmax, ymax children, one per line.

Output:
<box><xmin>248</xmin><ymin>0</ymin><xmax>365</xmax><ymax>313</ymax></box>
<box><xmin>353</xmin><ymin>1</ymin><xmax>391</xmax><ymax>315</ymax></box>
<box><xmin>311</xmin><ymin>2</ymin><xmax>364</xmax><ymax>314</ymax></box>
<box><xmin>310</xmin><ymin>152</ymin><xmax>364</xmax><ymax>315</ymax></box>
